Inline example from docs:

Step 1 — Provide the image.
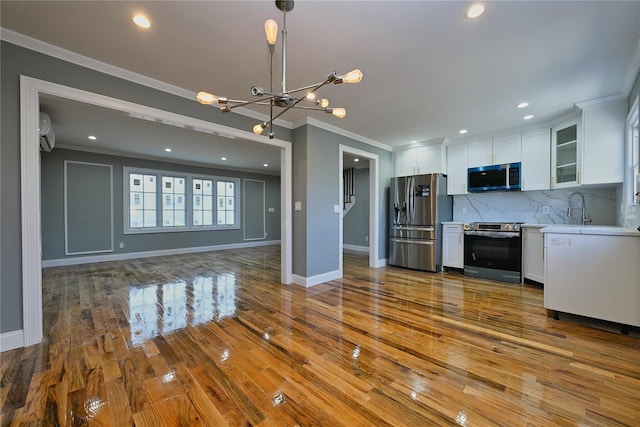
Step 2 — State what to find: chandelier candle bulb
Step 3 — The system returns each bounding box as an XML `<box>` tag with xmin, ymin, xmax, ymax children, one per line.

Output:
<box><xmin>318</xmin><ymin>98</ymin><xmax>329</xmax><ymax>108</ymax></box>
<box><xmin>196</xmin><ymin>92</ymin><xmax>218</xmax><ymax>105</ymax></box>
<box><xmin>330</xmin><ymin>108</ymin><xmax>346</xmax><ymax>118</ymax></box>
<box><xmin>340</xmin><ymin>69</ymin><xmax>364</xmax><ymax>84</ymax></box>
<box><xmin>264</xmin><ymin>19</ymin><xmax>278</xmax><ymax>46</ymax></box>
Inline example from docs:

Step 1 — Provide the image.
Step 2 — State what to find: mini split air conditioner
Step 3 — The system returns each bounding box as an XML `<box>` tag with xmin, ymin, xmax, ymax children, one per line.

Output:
<box><xmin>39</xmin><ymin>112</ymin><xmax>55</xmax><ymax>152</ymax></box>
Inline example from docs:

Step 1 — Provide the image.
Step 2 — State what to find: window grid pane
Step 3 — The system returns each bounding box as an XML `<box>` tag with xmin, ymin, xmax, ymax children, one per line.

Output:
<box><xmin>129</xmin><ymin>173</ymin><xmax>156</xmax><ymax>228</ymax></box>
<box><xmin>193</xmin><ymin>179</ymin><xmax>213</xmax><ymax>226</ymax></box>
<box><xmin>216</xmin><ymin>180</ymin><xmax>236</xmax><ymax>226</ymax></box>
<box><xmin>162</xmin><ymin>176</ymin><xmax>186</xmax><ymax>227</ymax></box>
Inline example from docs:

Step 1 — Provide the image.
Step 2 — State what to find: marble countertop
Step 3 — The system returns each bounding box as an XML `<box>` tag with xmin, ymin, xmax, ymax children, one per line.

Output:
<box><xmin>522</xmin><ymin>224</ymin><xmax>547</xmax><ymax>228</ymax></box>
<box><xmin>540</xmin><ymin>225</ymin><xmax>640</xmax><ymax>237</ymax></box>
<box><xmin>442</xmin><ymin>221</ymin><xmax>465</xmax><ymax>225</ymax></box>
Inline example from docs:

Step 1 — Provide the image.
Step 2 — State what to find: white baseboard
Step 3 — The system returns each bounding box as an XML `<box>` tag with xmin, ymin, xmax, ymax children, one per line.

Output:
<box><xmin>342</xmin><ymin>244</ymin><xmax>369</xmax><ymax>254</ymax></box>
<box><xmin>43</xmin><ymin>240</ymin><xmax>281</xmax><ymax>267</ymax></box>
<box><xmin>0</xmin><ymin>329</ymin><xmax>24</xmax><ymax>352</ymax></box>
<box><xmin>292</xmin><ymin>269</ymin><xmax>342</xmax><ymax>288</ymax></box>
<box><xmin>373</xmin><ymin>258</ymin><xmax>387</xmax><ymax>268</ymax></box>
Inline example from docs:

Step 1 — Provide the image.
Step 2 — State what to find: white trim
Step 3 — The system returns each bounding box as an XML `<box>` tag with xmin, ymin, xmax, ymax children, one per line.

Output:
<box><xmin>19</xmin><ymin>76</ymin><xmax>293</xmax><ymax>346</ymax></box>
<box><xmin>338</xmin><ymin>145</ymin><xmax>381</xmax><ymax>275</ymax></box>
<box><xmin>243</xmin><ymin>179</ymin><xmax>266</xmax><ymax>241</ymax></box>
<box><xmin>373</xmin><ymin>258</ymin><xmax>387</xmax><ymax>268</ymax></box>
<box><xmin>64</xmin><ymin>161</ymin><xmax>114</xmax><ymax>255</ymax></box>
<box><xmin>343</xmin><ymin>244</ymin><xmax>369</xmax><ymax>253</ymax></box>
<box><xmin>292</xmin><ymin>270</ymin><xmax>341</xmax><ymax>288</ymax></box>
<box><xmin>302</xmin><ymin>117</ymin><xmax>392</xmax><ymax>152</ymax></box>
<box><xmin>0</xmin><ymin>330</ymin><xmax>24</xmax><ymax>352</ymax></box>
<box><xmin>574</xmin><ymin>94</ymin><xmax>628</xmax><ymax>110</ymax></box>
<box><xmin>42</xmin><ymin>240</ymin><xmax>281</xmax><ymax>268</ymax></box>
<box><xmin>623</xmin><ymin>38</ymin><xmax>640</xmax><ymax>97</ymax></box>
<box><xmin>20</xmin><ymin>76</ymin><xmax>43</xmax><ymax>346</ymax></box>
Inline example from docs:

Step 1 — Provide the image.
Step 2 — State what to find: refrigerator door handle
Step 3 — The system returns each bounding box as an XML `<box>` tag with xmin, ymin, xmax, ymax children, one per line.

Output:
<box><xmin>390</xmin><ymin>238</ymin><xmax>434</xmax><ymax>245</ymax></box>
<box><xmin>392</xmin><ymin>225</ymin><xmax>434</xmax><ymax>232</ymax></box>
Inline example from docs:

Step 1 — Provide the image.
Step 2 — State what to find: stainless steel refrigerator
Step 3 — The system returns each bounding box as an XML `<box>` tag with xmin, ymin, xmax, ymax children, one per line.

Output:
<box><xmin>389</xmin><ymin>173</ymin><xmax>452</xmax><ymax>272</ymax></box>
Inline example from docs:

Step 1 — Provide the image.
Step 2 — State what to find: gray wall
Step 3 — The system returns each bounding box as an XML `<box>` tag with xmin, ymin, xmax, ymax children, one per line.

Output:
<box><xmin>294</xmin><ymin>125</ymin><xmax>391</xmax><ymax>277</ymax></box>
<box><xmin>41</xmin><ymin>148</ymin><xmax>281</xmax><ymax>260</ymax></box>
<box><xmin>1</xmin><ymin>40</ymin><xmax>393</xmax><ymax>335</ymax></box>
<box><xmin>0</xmin><ymin>41</ymin><xmax>292</xmax><ymax>334</ymax></box>
<box><xmin>343</xmin><ymin>168</ymin><xmax>370</xmax><ymax>247</ymax></box>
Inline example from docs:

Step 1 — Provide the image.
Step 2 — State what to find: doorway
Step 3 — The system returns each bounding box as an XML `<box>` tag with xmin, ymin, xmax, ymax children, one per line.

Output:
<box><xmin>19</xmin><ymin>76</ymin><xmax>293</xmax><ymax>346</ymax></box>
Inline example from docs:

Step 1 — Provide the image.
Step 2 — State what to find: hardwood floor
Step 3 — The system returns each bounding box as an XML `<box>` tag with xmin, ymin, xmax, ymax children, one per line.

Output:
<box><xmin>2</xmin><ymin>246</ymin><xmax>639</xmax><ymax>426</ymax></box>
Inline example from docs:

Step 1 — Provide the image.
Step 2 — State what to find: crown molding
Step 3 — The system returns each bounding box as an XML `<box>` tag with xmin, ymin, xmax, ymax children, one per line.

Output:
<box><xmin>0</xmin><ymin>28</ymin><xmax>296</xmax><ymax>128</ymax></box>
<box><xmin>299</xmin><ymin>117</ymin><xmax>392</xmax><ymax>152</ymax></box>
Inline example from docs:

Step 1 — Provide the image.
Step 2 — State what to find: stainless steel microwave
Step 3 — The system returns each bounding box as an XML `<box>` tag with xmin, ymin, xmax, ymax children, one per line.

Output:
<box><xmin>467</xmin><ymin>162</ymin><xmax>521</xmax><ymax>192</ymax></box>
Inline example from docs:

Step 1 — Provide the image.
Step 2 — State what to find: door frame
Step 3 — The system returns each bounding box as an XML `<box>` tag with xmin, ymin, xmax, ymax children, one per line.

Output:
<box><xmin>338</xmin><ymin>144</ymin><xmax>380</xmax><ymax>274</ymax></box>
<box><xmin>19</xmin><ymin>76</ymin><xmax>293</xmax><ymax>346</ymax></box>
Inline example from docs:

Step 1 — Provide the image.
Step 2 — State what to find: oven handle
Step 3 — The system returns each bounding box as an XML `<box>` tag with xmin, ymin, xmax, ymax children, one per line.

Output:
<box><xmin>464</xmin><ymin>230</ymin><xmax>521</xmax><ymax>238</ymax></box>
<box><xmin>391</xmin><ymin>238</ymin><xmax>434</xmax><ymax>245</ymax></box>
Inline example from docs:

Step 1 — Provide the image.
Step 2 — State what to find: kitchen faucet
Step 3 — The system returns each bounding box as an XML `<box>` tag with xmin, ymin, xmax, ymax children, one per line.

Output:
<box><xmin>567</xmin><ymin>191</ymin><xmax>592</xmax><ymax>225</ymax></box>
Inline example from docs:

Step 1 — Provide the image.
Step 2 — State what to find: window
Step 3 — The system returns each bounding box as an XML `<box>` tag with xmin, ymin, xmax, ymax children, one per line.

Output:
<box><xmin>628</xmin><ymin>96</ymin><xmax>639</xmax><ymax>205</ymax></box>
<box><xmin>193</xmin><ymin>179</ymin><xmax>214</xmax><ymax>226</ymax></box>
<box><xmin>161</xmin><ymin>176</ymin><xmax>186</xmax><ymax>227</ymax></box>
<box><xmin>129</xmin><ymin>173</ymin><xmax>157</xmax><ymax>228</ymax></box>
<box><xmin>217</xmin><ymin>180</ymin><xmax>236</xmax><ymax>226</ymax></box>
<box><xmin>124</xmin><ymin>167</ymin><xmax>240</xmax><ymax>233</ymax></box>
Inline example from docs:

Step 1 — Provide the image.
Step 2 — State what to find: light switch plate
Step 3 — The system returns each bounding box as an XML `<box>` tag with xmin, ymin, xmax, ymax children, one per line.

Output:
<box><xmin>542</xmin><ymin>205</ymin><xmax>551</xmax><ymax>214</ymax></box>
<box><xmin>295</xmin><ymin>201</ymin><xmax>302</xmax><ymax>211</ymax></box>
<box><xmin>268</xmin><ymin>207</ymin><xmax>275</xmax><ymax>212</ymax></box>
<box><xmin>334</xmin><ymin>204</ymin><xmax>340</xmax><ymax>213</ymax></box>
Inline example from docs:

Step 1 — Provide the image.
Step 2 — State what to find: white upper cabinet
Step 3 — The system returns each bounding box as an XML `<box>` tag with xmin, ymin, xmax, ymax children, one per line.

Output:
<box><xmin>467</xmin><ymin>134</ymin><xmax>521</xmax><ymax>167</ymax></box>
<box><xmin>521</xmin><ymin>128</ymin><xmax>551</xmax><ymax>191</ymax></box>
<box><xmin>551</xmin><ymin>117</ymin><xmax>581</xmax><ymax>188</ymax></box>
<box><xmin>550</xmin><ymin>98</ymin><xmax>626</xmax><ymax>188</ymax></box>
<box><xmin>580</xmin><ymin>99</ymin><xmax>626</xmax><ymax>185</ymax></box>
<box><xmin>394</xmin><ymin>144</ymin><xmax>444</xmax><ymax>177</ymax></box>
<box><xmin>493</xmin><ymin>134</ymin><xmax>522</xmax><ymax>165</ymax></box>
<box><xmin>466</xmin><ymin>138</ymin><xmax>493</xmax><ymax>167</ymax></box>
<box><xmin>447</xmin><ymin>143</ymin><xmax>468</xmax><ymax>195</ymax></box>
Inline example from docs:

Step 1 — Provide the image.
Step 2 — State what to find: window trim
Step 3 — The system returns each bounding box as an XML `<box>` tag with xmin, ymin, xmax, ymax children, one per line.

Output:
<box><xmin>627</xmin><ymin>95</ymin><xmax>639</xmax><ymax>206</ymax></box>
<box><xmin>123</xmin><ymin>166</ymin><xmax>241</xmax><ymax>234</ymax></box>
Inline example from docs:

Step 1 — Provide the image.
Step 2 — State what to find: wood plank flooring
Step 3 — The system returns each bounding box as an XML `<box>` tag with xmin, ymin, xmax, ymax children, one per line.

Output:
<box><xmin>2</xmin><ymin>246</ymin><xmax>639</xmax><ymax>426</ymax></box>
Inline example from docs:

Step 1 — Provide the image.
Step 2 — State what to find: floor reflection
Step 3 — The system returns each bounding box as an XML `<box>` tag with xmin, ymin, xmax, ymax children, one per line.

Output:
<box><xmin>129</xmin><ymin>273</ymin><xmax>237</xmax><ymax>345</ymax></box>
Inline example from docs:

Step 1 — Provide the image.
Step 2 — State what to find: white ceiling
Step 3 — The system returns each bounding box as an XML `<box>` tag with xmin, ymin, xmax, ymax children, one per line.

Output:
<box><xmin>2</xmin><ymin>1</ymin><xmax>640</xmax><ymax>171</ymax></box>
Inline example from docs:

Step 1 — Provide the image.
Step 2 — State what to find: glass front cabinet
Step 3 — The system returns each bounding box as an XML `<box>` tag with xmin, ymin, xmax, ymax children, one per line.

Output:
<box><xmin>551</xmin><ymin>118</ymin><xmax>581</xmax><ymax>188</ymax></box>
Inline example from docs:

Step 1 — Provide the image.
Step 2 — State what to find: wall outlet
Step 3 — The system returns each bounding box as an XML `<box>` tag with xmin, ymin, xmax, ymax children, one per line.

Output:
<box><xmin>295</xmin><ymin>201</ymin><xmax>302</xmax><ymax>211</ymax></box>
<box><xmin>334</xmin><ymin>204</ymin><xmax>340</xmax><ymax>213</ymax></box>
<box><xmin>268</xmin><ymin>207</ymin><xmax>275</xmax><ymax>212</ymax></box>
<box><xmin>543</xmin><ymin>205</ymin><xmax>551</xmax><ymax>214</ymax></box>
<box><xmin>365</xmin><ymin>236</ymin><xmax>368</xmax><ymax>242</ymax></box>
<box><xmin>119</xmin><ymin>242</ymin><xmax>124</xmax><ymax>248</ymax></box>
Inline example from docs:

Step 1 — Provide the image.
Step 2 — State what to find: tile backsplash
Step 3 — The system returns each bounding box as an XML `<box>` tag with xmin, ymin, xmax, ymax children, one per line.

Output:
<box><xmin>453</xmin><ymin>186</ymin><xmax>619</xmax><ymax>225</ymax></box>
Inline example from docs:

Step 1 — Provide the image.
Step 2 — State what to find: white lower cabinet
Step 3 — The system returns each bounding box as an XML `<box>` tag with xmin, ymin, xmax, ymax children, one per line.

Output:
<box><xmin>442</xmin><ymin>223</ymin><xmax>464</xmax><ymax>269</ymax></box>
<box><xmin>522</xmin><ymin>226</ymin><xmax>544</xmax><ymax>283</ymax></box>
<box><xmin>544</xmin><ymin>232</ymin><xmax>640</xmax><ymax>327</ymax></box>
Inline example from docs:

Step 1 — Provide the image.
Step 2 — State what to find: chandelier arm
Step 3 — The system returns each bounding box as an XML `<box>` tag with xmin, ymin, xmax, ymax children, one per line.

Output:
<box><xmin>289</xmin><ymin>105</ymin><xmax>328</xmax><ymax>111</ymax></box>
<box><xmin>225</xmin><ymin>96</ymin><xmax>276</xmax><ymax>110</ymax></box>
<box><xmin>285</xmin><ymin>80</ymin><xmax>332</xmax><ymax>95</ymax></box>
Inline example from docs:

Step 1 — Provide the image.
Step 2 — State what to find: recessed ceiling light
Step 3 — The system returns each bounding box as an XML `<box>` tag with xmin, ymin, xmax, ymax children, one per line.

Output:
<box><xmin>466</xmin><ymin>3</ymin><xmax>485</xmax><ymax>19</ymax></box>
<box><xmin>88</xmin><ymin>135</ymin><xmax>97</xmax><ymax>140</ymax></box>
<box><xmin>165</xmin><ymin>148</ymin><xmax>172</xmax><ymax>152</ymax></box>
<box><xmin>133</xmin><ymin>14</ymin><xmax>151</xmax><ymax>29</ymax></box>
<box><xmin>459</xmin><ymin>129</ymin><xmax>468</xmax><ymax>134</ymax></box>
<box><xmin>411</xmin><ymin>140</ymin><xmax>418</xmax><ymax>144</ymax></box>
<box><xmin>263</xmin><ymin>163</ymin><xmax>269</xmax><ymax>167</ymax></box>
<box><xmin>354</xmin><ymin>158</ymin><xmax>360</xmax><ymax>162</ymax></box>
<box><xmin>517</xmin><ymin>102</ymin><xmax>529</xmax><ymax>109</ymax></box>
<box><xmin>221</xmin><ymin>157</ymin><xmax>227</xmax><ymax>161</ymax></box>
<box><xmin>523</xmin><ymin>115</ymin><xmax>534</xmax><ymax>120</ymax></box>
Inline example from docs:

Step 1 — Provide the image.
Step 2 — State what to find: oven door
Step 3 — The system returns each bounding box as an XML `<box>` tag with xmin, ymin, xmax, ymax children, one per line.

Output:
<box><xmin>463</xmin><ymin>231</ymin><xmax>522</xmax><ymax>283</ymax></box>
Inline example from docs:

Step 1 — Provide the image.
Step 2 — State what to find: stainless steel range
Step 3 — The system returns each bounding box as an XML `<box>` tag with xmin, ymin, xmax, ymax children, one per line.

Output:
<box><xmin>463</xmin><ymin>222</ymin><xmax>523</xmax><ymax>284</ymax></box>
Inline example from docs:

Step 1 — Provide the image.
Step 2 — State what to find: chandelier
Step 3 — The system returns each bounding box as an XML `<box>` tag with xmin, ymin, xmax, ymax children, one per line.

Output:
<box><xmin>196</xmin><ymin>0</ymin><xmax>363</xmax><ymax>139</ymax></box>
